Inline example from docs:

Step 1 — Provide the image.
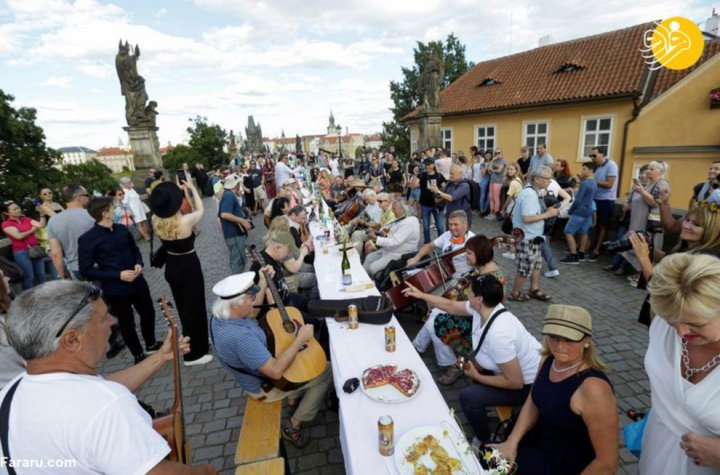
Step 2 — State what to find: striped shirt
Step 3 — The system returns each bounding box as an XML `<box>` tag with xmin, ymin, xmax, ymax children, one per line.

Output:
<box><xmin>211</xmin><ymin>317</ymin><xmax>271</xmax><ymax>394</ymax></box>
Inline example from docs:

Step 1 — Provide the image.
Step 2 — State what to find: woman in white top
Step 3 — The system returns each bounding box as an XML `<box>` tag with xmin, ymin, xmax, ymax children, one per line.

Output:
<box><xmin>404</xmin><ymin>273</ymin><xmax>541</xmax><ymax>444</ymax></box>
<box><xmin>641</xmin><ymin>253</ymin><xmax>720</xmax><ymax>473</ymax></box>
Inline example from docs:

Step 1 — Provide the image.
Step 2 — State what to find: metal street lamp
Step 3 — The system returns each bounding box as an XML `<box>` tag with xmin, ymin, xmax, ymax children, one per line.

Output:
<box><xmin>336</xmin><ymin>124</ymin><xmax>343</xmax><ymax>159</ymax></box>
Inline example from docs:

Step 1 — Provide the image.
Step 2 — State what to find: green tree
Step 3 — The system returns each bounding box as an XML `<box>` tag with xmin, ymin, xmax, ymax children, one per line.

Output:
<box><xmin>61</xmin><ymin>159</ymin><xmax>118</xmax><ymax>196</ymax></box>
<box><xmin>381</xmin><ymin>33</ymin><xmax>473</xmax><ymax>159</ymax></box>
<box><xmin>0</xmin><ymin>89</ymin><xmax>64</xmax><ymax>208</ymax></box>
<box><xmin>187</xmin><ymin>116</ymin><xmax>229</xmax><ymax>168</ymax></box>
<box><xmin>162</xmin><ymin>144</ymin><xmax>201</xmax><ymax>172</ymax></box>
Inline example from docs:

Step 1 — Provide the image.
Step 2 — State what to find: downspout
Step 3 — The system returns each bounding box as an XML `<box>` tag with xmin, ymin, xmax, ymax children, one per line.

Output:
<box><xmin>618</xmin><ymin>65</ymin><xmax>659</xmax><ymax>184</ymax></box>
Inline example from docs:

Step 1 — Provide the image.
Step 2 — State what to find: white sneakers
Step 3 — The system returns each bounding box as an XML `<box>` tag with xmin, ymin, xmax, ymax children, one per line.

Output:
<box><xmin>184</xmin><ymin>354</ymin><xmax>214</xmax><ymax>367</ymax></box>
<box><xmin>502</xmin><ymin>252</ymin><xmax>516</xmax><ymax>260</ymax></box>
<box><xmin>544</xmin><ymin>269</ymin><xmax>560</xmax><ymax>278</ymax></box>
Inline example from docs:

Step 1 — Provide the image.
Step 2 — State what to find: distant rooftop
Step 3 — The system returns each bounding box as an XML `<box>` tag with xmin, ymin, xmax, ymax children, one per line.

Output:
<box><xmin>57</xmin><ymin>146</ymin><xmax>96</xmax><ymax>154</ymax></box>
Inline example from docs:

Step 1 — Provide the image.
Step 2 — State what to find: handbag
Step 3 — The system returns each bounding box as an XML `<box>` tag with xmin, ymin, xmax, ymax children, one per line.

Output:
<box><xmin>27</xmin><ymin>246</ymin><xmax>47</xmax><ymax>259</ymax></box>
<box><xmin>623</xmin><ymin>410</ymin><xmax>650</xmax><ymax>458</ymax></box>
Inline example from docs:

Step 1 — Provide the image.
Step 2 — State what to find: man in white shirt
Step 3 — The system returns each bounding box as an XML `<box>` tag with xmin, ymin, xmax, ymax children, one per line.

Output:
<box><xmin>405</xmin><ymin>210</ymin><xmax>475</xmax><ymax>279</ymax></box>
<box><xmin>363</xmin><ymin>200</ymin><xmax>420</xmax><ymax>278</ymax></box>
<box><xmin>274</xmin><ymin>154</ymin><xmax>299</xmax><ymax>189</ymax></box>
<box><xmin>0</xmin><ymin>280</ymin><xmax>215</xmax><ymax>475</ymax></box>
<box><xmin>434</xmin><ymin>149</ymin><xmax>453</xmax><ymax>180</ymax></box>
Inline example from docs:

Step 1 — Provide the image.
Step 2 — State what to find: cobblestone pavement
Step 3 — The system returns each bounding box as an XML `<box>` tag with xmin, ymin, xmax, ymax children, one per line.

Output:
<box><xmin>98</xmin><ymin>201</ymin><xmax>648</xmax><ymax>474</ymax></box>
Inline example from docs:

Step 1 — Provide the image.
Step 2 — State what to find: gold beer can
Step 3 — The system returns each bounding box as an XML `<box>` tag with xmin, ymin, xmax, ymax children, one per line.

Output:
<box><xmin>385</xmin><ymin>325</ymin><xmax>396</xmax><ymax>352</ymax></box>
<box><xmin>348</xmin><ymin>304</ymin><xmax>359</xmax><ymax>329</ymax></box>
<box><xmin>378</xmin><ymin>415</ymin><xmax>394</xmax><ymax>456</ymax></box>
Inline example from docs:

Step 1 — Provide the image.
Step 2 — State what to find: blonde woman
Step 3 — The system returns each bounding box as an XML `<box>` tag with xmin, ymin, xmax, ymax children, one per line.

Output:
<box><xmin>495</xmin><ymin>305</ymin><xmax>618</xmax><ymax>474</ymax></box>
<box><xmin>500</xmin><ymin>164</ymin><xmax>524</xmax><ymax>259</ymax></box>
<box><xmin>642</xmin><ymin>253</ymin><xmax>720</xmax><ymax>472</ymax></box>
<box><xmin>149</xmin><ymin>181</ymin><xmax>212</xmax><ymax>366</ymax></box>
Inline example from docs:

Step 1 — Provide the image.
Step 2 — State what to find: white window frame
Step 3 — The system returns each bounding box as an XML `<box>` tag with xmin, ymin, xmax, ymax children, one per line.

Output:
<box><xmin>522</xmin><ymin>120</ymin><xmax>550</xmax><ymax>153</ymax></box>
<box><xmin>441</xmin><ymin>127</ymin><xmax>453</xmax><ymax>153</ymax></box>
<box><xmin>474</xmin><ymin>124</ymin><xmax>497</xmax><ymax>152</ymax></box>
<box><xmin>578</xmin><ymin>115</ymin><xmax>615</xmax><ymax>161</ymax></box>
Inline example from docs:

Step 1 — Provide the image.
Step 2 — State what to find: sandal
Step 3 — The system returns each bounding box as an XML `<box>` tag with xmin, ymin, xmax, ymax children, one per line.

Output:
<box><xmin>437</xmin><ymin>366</ymin><xmax>462</xmax><ymax>385</ymax></box>
<box><xmin>281</xmin><ymin>420</ymin><xmax>310</xmax><ymax>448</ymax></box>
<box><xmin>507</xmin><ymin>291</ymin><xmax>530</xmax><ymax>302</ymax></box>
<box><xmin>529</xmin><ymin>289</ymin><xmax>552</xmax><ymax>301</ymax></box>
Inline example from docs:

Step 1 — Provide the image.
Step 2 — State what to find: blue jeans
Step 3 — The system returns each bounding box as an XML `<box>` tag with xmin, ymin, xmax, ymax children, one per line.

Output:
<box><xmin>14</xmin><ymin>250</ymin><xmax>46</xmax><ymax>290</ymax></box>
<box><xmin>421</xmin><ymin>205</ymin><xmax>446</xmax><ymax>244</ymax></box>
<box><xmin>225</xmin><ymin>235</ymin><xmax>247</xmax><ymax>274</ymax></box>
<box><xmin>541</xmin><ymin>234</ymin><xmax>558</xmax><ymax>271</ymax></box>
<box><xmin>479</xmin><ymin>175</ymin><xmax>490</xmax><ymax>213</ymax></box>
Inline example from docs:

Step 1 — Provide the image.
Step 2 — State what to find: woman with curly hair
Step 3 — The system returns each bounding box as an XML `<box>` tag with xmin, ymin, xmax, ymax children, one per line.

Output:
<box><xmin>149</xmin><ymin>180</ymin><xmax>212</xmax><ymax>366</ymax></box>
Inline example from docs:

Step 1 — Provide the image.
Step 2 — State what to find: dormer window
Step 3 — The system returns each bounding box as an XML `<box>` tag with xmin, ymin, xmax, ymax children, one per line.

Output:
<box><xmin>556</xmin><ymin>62</ymin><xmax>584</xmax><ymax>73</ymax></box>
<box><xmin>479</xmin><ymin>77</ymin><xmax>500</xmax><ymax>87</ymax></box>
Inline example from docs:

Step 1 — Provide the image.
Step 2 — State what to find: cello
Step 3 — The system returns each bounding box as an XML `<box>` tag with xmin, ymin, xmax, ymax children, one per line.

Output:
<box><xmin>384</xmin><ymin>229</ymin><xmax>524</xmax><ymax>310</ymax></box>
<box><xmin>152</xmin><ymin>297</ymin><xmax>191</xmax><ymax>463</ymax></box>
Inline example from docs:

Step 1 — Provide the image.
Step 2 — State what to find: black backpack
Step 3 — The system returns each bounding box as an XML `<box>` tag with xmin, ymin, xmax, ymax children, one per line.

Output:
<box><xmin>203</xmin><ymin>176</ymin><xmax>216</xmax><ymax>197</ymax></box>
<box><xmin>461</xmin><ymin>179</ymin><xmax>481</xmax><ymax>210</ymax></box>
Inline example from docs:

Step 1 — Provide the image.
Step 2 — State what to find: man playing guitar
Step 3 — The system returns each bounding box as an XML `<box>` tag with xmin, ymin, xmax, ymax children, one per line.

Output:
<box><xmin>363</xmin><ymin>199</ymin><xmax>420</xmax><ymax>278</ymax></box>
<box><xmin>210</xmin><ymin>272</ymin><xmax>332</xmax><ymax>449</ymax></box>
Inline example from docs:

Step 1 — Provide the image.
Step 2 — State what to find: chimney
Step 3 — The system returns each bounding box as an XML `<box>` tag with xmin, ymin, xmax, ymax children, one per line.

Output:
<box><xmin>706</xmin><ymin>8</ymin><xmax>719</xmax><ymax>37</ymax></box>
<box><xmin>538</xmin><ymin>35</ymin><xmax>553</xmax><ymax>47</ymax></box>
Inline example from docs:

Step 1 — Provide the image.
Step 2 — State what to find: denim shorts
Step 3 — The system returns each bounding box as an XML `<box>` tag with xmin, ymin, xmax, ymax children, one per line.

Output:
<box><xmin>564</xmin><ymin>214</ymin><xmax>593</xmax><ymax>235</ymax></box>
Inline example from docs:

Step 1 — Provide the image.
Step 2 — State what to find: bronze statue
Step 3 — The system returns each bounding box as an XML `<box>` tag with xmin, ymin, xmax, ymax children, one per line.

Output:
<box><xmin>419</xmin><ymin>52</ymin><xmax>444</xmax><ymax>112</ymax></box>
<box><xmin>115</xmin><ymin>40</ymin><xmax>156</xmax><ymax>127</ymax></box>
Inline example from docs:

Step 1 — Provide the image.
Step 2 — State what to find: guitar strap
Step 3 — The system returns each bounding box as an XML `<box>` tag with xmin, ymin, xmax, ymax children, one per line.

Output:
<box><xmin>0</xmin><ymin>378</ymin><xmax>22</xmax><ymax>475</ymax></box>
<box><xmin>471</xmin><ymin>308</ymin><xmax>508</xmax><ymax>359</ymax></box>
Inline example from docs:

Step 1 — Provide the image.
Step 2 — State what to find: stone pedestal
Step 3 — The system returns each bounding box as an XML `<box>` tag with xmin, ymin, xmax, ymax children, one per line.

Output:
<box><xmin>124</xmin><ymin>126</ymin><xmax>162</xmax><ymax>169</ymax></box>
<box><xmin>418</xmin><ymin>112</ymin><xmax>443</xmax><ymax>151</ymax></box>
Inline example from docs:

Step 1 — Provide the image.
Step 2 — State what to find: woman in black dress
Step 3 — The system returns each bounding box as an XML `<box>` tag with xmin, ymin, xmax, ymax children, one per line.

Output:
<box><xmin>385</xmin><ymin>159</ymin><xmax>405</xmax><ymax>199</ymax></box>
<box><xmin>149</xmin><ymin>181</ymin><xmax>213</xmax><ymax>366</ymax></box>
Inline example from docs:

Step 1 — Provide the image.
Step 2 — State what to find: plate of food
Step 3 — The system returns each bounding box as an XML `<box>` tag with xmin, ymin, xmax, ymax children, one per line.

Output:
<box><xmin>395</xmin><ymin>425</ymin><xmax>484</xmax><ymax>475</ymax></box>
<box><xmin>360</xmin><ymin>364</ymin><xmax>421</xmax><ymax>403</ymax></box>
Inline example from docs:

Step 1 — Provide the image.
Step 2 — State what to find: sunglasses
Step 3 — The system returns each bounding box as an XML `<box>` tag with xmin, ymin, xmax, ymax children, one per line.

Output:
<box><xmin>55</xmin><ymin>285</ymin><xmax>102</xmax><ymax>338</ymax></box>
<box><xmin>377</xmin><ymin>199</ymin><xmax>388</xmax><ymax>203</ymax></box>
<box><xmin>78</xmin><ymin>193</ymin><xmax>90</xmax><ymax>198</ymax></box>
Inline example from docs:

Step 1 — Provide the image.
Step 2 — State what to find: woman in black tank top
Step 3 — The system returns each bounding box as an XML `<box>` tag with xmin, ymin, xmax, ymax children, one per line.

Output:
<box><xmin>493</xmin><ymin>305</ymin><xmax>619</xmax><ymax>474</ymax></box>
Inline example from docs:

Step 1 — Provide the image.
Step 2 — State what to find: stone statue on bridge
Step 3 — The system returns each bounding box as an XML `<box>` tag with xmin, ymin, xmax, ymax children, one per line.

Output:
<box><xmin>419</xmin><ymin>52</ymin><xmax>444</xmax><ymax>113</ymax></box>
<box><xmin>115</xmin><ymin>40</ymin><xmax>157</xmax><ymax>127</ymax></box>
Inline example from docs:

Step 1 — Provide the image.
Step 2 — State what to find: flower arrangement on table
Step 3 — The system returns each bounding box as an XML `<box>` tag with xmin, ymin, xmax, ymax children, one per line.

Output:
<box><xmin>480</xmin><ymin>447</ymin><xmax>518</xmax><ymax>475</ymax></box>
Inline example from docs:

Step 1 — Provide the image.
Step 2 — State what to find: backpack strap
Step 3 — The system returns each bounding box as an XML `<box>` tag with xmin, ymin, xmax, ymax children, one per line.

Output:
<box><xmin>471</xmin><ymin>308</ymin><xmax>508</xmax><ymax>359</ymax></box>
<box><xmin>0</xmin><ymin>378</ymin><xmax>22</xmax><ymax>475</ymax></box>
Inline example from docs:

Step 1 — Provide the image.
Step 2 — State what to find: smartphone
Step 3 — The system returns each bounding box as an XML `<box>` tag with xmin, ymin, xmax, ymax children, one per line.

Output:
<box><xmin>176</xmin><ymin>170</ymin><xmax>187</xmax><ymax>184</ymax></box>
<box><xmin>632</xmin><ymin>178</ymin><xmax>640</xmax><ymax>185</ymax></box>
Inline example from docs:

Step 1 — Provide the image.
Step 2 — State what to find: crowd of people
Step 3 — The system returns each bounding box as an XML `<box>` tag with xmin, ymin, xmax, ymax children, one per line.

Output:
<box><xmin>0</xmin><ymin>144</ymin><xmax>719</xmax><ymax>474</ymax></box>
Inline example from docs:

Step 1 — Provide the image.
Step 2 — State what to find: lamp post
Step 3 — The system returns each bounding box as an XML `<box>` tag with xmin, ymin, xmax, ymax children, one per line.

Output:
<box><xmin>336</xmin><ymin>124</ymin><xmax>343</xmax><ymax>159</ymax></box>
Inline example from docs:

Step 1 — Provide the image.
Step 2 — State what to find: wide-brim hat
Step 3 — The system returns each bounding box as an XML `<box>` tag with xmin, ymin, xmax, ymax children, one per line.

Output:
<box><xmin>349</xmin><ymin>179</ymin><xmax>368</xmax><ymax>188</ymax></box>
<box><xmin>149</xmin><ymin>182</ymin><xmax>184</xmax><ymax>218</ymax></box>
<box><xmin>542</xmin><ymin>305</ymin><xmax>592</xmax><ymax>342</ymax></box>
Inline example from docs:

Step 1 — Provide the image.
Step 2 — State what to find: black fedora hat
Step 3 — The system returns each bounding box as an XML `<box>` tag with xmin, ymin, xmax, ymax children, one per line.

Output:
<box><xmin>149</xmin><ymin>182</ymin><xmax>183</xmax><ymax>218</ymax></box>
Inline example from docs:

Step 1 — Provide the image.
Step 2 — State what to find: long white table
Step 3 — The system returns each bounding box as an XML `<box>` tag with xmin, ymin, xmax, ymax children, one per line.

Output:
<box><xmin>309</xmin><ymin>219</ymin><xmax>483</xmax><ymax>475</ymax></box>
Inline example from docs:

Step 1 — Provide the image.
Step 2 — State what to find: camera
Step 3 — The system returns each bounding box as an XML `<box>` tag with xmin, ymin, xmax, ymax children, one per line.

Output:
<box><xmin>603</xmin><ymin>231</ymin><xmax>651</xmax><ymax>253</ymax></box>
<box><xmin>176</xmin><ymin>170</ymin><xmax>187</xmax><ymax>184</ymax></box>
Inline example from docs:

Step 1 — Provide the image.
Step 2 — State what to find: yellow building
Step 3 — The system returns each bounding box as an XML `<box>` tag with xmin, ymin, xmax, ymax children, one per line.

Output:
<box><xmin>404</xmin><ymin>22</ymin><xmax>720</xmax><ymax>208</ymax></box>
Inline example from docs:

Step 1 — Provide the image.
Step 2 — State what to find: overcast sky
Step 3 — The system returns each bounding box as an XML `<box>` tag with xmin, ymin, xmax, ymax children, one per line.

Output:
<box><xmin>1</xmin><ymin>0</ymin><xmax>716</xmax><ymax>149</ymax></box>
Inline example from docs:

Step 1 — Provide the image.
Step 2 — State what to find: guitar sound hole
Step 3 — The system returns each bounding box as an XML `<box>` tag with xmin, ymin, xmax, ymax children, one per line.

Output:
<box><xmin>283</xmin><ymin>321</ymin><xmax>296</xmax><ymax>334</ymax></box>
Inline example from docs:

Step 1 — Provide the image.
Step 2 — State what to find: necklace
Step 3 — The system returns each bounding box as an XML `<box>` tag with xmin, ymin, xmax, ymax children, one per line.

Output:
<box><xmin>552</xmin><ymin>360</ymin><xmax>582</xmax><ymax>374</ymax></box>
<box><xmin>681</xmin><ymin>339</ymin><xmax>720</xmax><ymax>380</ymax></box>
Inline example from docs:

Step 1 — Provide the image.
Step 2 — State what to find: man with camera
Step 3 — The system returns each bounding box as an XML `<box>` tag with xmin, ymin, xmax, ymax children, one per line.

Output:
<box><xmin>219</xmin><ymin>175</ymin><xmax>253</xmax><ymax>273</ymax></box>
<box><xmin>508</xmin><ymin>166</ymin><xmax>560</xmax><ymax>302</ymax></box>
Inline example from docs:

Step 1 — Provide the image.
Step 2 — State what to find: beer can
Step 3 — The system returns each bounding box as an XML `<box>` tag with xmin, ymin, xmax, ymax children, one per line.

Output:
<box><xmin>384</xmin><ymin>325</ymin><xmax>396</xmax><ymax>352</ymax></box>
<box><xmin>348</xmin><ymin>304</ymin><xmax>359</xmax><ymax>329</ymax></box>
<box><xmin>378</xmin><ymin>415</ymin><xmax>394</xmax><ymax>456</ymax></box>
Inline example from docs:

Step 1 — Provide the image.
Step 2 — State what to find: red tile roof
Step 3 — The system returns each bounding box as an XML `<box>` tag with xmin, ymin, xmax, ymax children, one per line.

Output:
<box><xmin>403</xmin><ymin>22</ymin><xmax>720</xmax><ymax>120</ymax></box>
<box><xmin>97</xmin><ymin>147</ymin><xmax>130</xmax><ymax>156</ymax></box>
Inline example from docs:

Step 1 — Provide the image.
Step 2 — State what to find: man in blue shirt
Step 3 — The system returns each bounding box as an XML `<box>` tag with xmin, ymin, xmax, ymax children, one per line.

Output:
<box><xmin>508</xmin><ymin>166</ymin><xmax>560</xmax><ymax>302</ymax></box>
<box><xmin>528</xmin><ymin>142</ymin><xmax>554</xmax><ymax>176</ymax></box>
<box><xmin>588</xmin><ymin>146</ymin><xmax>619</xmax><ymax>261</ymax></box>
<box><xmin>561</xmin><ymin>161</ymin><xmax>598</xmax><ymax>264</ymax></box>
<box><xmin>78</xmin><ymin>197</ymin><xmax>159</xmax><ymax>364</ymax></box>
<box><xmin>219</xmin><ymin>174</ymin><xmax>253</xmax><ymax>273</ymax></box>
<box><xmin>210</xmin><ymin>272</ymin><xmax>332</xmax><ymax>449</ymax></box>
<box><xmin>432</xmin><ymin>164</ymin><xmax>472</xmax><ymax>227</ymax></box>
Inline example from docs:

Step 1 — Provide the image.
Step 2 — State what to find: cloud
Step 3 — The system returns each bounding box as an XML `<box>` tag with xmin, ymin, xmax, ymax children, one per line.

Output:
<box><xmin>153</xmin><ymin>7</ymin><xmax>167</xmax><ymax>18</ymax></box>
<box><xmin>40</xmin><ymin>75</ymin><xmax>72</xmax><ymax>87</ymax></box>
<box><xmin>77</xmin><ymin>63</ymin><xmax>111</xmax><ymax>78</ymax></box>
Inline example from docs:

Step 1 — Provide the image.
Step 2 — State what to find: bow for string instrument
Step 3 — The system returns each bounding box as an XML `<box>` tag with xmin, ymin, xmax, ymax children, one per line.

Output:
<box><xmin>153</xmin><ymin>297</ymin><xmax>191</xmax><ymax>464</ymax></box>
<box><xmin>384</xmin><ymin>228</ymin><xmax>525</xmax><ymax>310</ymax></box>
<box><xmin>248</xmin><ymin>246</ymin><xmax>327</xmax><ymax>390</ymax></box>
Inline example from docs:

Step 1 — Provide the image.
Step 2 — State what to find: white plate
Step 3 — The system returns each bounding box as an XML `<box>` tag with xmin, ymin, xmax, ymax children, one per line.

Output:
<box><xmin>360</xmin><ymin>366</ymin><xmax>421</xmax><ymax>403</ymax></box>
<box><xmin>395</xmin><ymin>425</ymin><xmax>484</xmax><ymax>475</ymax></box>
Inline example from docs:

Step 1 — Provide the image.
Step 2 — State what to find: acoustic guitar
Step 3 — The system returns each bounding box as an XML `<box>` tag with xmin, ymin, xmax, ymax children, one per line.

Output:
<box><xmin>249</xmin><ymin>246</ymin><xmax>327</xmax><ymax>390</ymax></box>
<box><xmin>152</xmin><ymin>297</ymin><xmax>191</xmax><ymax>464</ymax></box>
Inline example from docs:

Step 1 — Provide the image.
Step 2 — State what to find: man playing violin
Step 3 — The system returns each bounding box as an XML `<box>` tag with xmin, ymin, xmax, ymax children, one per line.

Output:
<box><xmin>363</xmin><ymin>199</ymin><xmax>420</xmax><ymax>278</ymax></box>
<box><xmin>405</xmin><ymin>210</ymin><xmax>475</xmax><ymax>282</ymax></box>
<box><xmin>0</xmin><ymin>280</ymin><xmax>216</xmax><ymax>474</ymax></box>
<box><xmin>210</xmin><ymin>272</ymin><xmax>332</xmax><ymax>449</ymax></box>
<box><xmin>353</xmin><ymin>191</ymin><xmax>396</xmax><ymax>257</ymax></box>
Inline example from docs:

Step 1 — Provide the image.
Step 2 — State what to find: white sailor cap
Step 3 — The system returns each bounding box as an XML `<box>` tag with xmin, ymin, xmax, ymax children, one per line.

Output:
<box><xmin>212</xmin><ymin>273</ymin><xmax>259</xmax><ymax>300</ymax></box>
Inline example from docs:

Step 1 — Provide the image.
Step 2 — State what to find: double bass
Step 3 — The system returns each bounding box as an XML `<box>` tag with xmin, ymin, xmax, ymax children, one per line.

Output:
<box><xmin>384</xmin><ymin>229</ymin><xmax>524</xmax><ymax>310</ymax></box>
<box><xmin>153</xmin><ymin>297</ymin><xmax>191</xmax><ymax>463</ymax></box>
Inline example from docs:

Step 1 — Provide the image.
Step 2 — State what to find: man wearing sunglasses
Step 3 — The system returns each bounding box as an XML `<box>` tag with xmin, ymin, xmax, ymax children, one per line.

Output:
<box><xmin>0</xmin><ymin>280</ymin><xmax>216</xmax><ymax>474</ymax></box>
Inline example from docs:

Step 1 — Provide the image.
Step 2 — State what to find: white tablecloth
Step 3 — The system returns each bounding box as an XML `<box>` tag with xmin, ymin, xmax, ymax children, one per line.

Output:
<box><xmin>309</xmin><ymin>220</ymin><xmax>482</xmax><ymax>475</ymax></box>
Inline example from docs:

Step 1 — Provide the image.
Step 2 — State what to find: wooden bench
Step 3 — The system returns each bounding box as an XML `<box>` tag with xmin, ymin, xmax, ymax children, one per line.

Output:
<box><xmin>235</xmin><ymin>398</ymin><xmax>284</xmax><ymax>474</ymax></box>
<box><xmin>235</xmin><ymin>457</ymin><xmax>284</xmax><ymax>475</ymax></box>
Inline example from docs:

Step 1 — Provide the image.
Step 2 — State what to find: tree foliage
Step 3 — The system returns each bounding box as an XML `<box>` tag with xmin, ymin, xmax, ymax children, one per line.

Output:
<box><xmin>0</xmin><ymin>89</ymin><xmax>117</xmax><ymax>213</ymax></box>
<box><xmin>187</xmin><ymin>116</ymin><xmax>229</xmax><ymax>169</ymax></box>
<box><xmin>381</xmin><ymin>33</ymin><xmax>473</xmax><ymax>159</ymax></box>
<box><xmin>162</xmin><ymin>144</ymin><xmax>201</xmax><ymax>172</ymax></box>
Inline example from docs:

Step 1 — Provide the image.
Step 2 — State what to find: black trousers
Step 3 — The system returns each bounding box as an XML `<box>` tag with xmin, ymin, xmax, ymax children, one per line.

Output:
<box><xmin>104</xmin><ymin>286</ymin><xmax>157</xmax><ymax>357</ymax></box>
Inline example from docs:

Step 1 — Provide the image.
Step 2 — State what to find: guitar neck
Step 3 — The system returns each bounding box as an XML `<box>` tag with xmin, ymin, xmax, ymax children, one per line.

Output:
<box><xmin>159</xmin><ymin>298</ymin><xmax>188</xmax><ymax>460</ymax></box>
<box><xmin>250</xmin><ymin>248</ymin><xmax>291</xmax><ymax>324</ymax></box>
